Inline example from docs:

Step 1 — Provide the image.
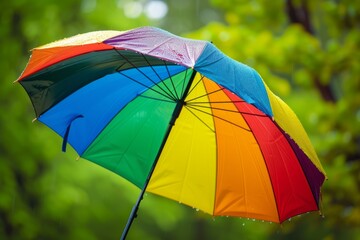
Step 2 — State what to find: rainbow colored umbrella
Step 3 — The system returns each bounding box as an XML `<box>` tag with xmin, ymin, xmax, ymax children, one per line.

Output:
<box><xmin>17</xmin><ymin>26</ymin><xmax>326</xmax><ymax>238</ymax></box>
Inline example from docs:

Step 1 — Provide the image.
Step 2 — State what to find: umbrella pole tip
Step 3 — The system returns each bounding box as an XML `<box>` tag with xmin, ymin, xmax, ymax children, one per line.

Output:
<box><xmin>32</xmin><ymin>118</ymin><xmax>37</xmax><ymax>122</ymax></box>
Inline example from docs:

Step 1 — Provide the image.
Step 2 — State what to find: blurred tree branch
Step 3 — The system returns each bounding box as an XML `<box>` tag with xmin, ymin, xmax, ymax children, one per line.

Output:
<box><xmin>286</xmin><ymin>0</ymin><xmax>336</xmax><ymax>103</ymax></box>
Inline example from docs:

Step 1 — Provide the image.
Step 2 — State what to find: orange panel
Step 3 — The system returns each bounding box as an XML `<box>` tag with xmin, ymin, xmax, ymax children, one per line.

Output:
<box><xmin>202</xmin><ymin>79</ymin><xmax>279</xmax><ymax>222</ymax></box>
<box><xmin>18</xmin><ymin>43</ymin><xmax>114</xmax><ymax>80</ymax></box>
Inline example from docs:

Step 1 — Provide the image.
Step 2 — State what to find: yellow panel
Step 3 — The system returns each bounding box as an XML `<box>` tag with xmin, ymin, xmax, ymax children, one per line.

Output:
<box><xmin>203</xmin><ymin>79</ymin><xmax>279</xmax><ymax>222</ymax></box>
<box><xmin>37</xmin><ymin>30</ymin><xmax>124</xmax><ymax>49</ymax></box>
<box><xmin>265</xmin><ymin>86</ymin><xmax>326</xmax><ymax>176</ymax></box>
<box><xmin>147</xmin><ymin>73</ymin><xmax>217</xmax><ymax>214</ymax></box>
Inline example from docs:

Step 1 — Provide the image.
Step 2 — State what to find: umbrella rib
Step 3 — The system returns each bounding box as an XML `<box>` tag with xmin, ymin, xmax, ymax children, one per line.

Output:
<box><xmin>184</xmin><ymin>106</ymin><xmax>215</xmax><ymax>132</ymax></box>
<box><xmin>137</xmin><ymin>94</ymin><xmax>176</xmax><ymax>103</ymax></box>
<box><xmin>140</xmin><ymin>53</ymin><xmax>180</xmax><ymax>100</ymax></box>
<box><xmin>186</xmin><ymin>105</ymin><xmax>252</xmax><ymax>132</ymax></box>
<box><xmin>116</xmin><ymin>71</ymin><xmax>176</xmax><ymax>102</ymax></box>
<box><xmin>187</xmin><ymin>104</ymin><xmax>268</xmax><ymax>117</ymax></box>
<box><xmin>186</xmin><ymin>87</ymin><xmax>225</xmax><ymax>102</ymax></box>
<box><xmin>186</xmin><ymin>73</ymin><xmax>205</xmax><ymax>98</ymax></box>
<box><xmin>114</xmin><ymin>49</ymin><xmax>177</xmax><ymax>101</ymax></box>
<box><xmin>163</xmin><ymin>60</ymin><xmax>180</xmax><ymax>100</ymax></box>
<box><xmin>180</xmin><ymin>68</ymin><xmax>190</xmax><ymax>98</ymax></box>
<box><xmin>187</xmin><ymin>100</ymin><xmax>246</xmax><ymax>104</ymax></box>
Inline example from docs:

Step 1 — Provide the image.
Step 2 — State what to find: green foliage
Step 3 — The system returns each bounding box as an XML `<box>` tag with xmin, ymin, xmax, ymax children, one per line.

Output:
<box><xmin>1</xmin><ymin>0</ymin><xmax>359</xmax><ymax>239</ymax></box>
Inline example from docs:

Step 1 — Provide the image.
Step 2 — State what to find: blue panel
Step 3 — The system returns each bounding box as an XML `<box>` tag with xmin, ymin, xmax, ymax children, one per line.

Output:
<box><xmin>194</xmin><ymin>43</ymin><xmax>273</xmax><ymax>117</ymax></box>
<box><xmin>39</xmin><ymin>65</ymin><xmax>186</xmax><ymax>154</ymax></box>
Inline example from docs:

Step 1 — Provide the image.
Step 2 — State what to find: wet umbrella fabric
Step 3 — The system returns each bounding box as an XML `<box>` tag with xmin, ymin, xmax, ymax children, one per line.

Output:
<box><xmin>18</xmin><ymin>26</ymin><xmax>326</xmax><ymax>239</ymax></box>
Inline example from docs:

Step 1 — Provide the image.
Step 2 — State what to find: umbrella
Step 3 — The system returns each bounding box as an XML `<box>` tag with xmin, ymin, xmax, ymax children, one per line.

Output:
<box><xmin>17</xmin><ymin>26</ymin><xmax>326</xmax><ymax>239</ymax></box>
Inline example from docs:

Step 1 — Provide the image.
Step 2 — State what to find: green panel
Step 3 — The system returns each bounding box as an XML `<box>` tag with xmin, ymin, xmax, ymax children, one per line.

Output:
<box><xmin>82</xmin><ymin>69</ymin><xmax>194</xmax><ymax>188</ymax></box>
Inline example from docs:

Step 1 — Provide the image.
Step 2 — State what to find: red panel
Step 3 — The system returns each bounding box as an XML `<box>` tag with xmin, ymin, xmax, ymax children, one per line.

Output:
<box><xmin>18</xmin><ymin>43</ymin><xmax>115</xmax><ymax>81</ymax></box>
<box><xmin>224</xmin><ymin>89</ymin><xmax>318</xmax><ymax>222</ymax></box>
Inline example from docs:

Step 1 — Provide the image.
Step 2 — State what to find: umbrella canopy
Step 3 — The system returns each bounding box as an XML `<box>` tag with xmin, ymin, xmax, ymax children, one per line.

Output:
<box><xmin>18</xmin><ymin>26</ymin><xmax>326</xmax><ymax>235</ymax></box>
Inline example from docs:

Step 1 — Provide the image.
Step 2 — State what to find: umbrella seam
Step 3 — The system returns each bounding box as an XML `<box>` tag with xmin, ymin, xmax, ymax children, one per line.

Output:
<box><xmin>244</xmin><ymin>117</ymin><xmax>281</xmax><ymax>222</ymax></box>
<box><xmin>200</xmin><ymin>77</ymin><xmax>219</xmax><ymax>215</ymax></box>
<box><xmin>232</xmin><ymin>99</ymin><xmax>281</xmax><ymax>222</ymax></box>
<box><xmin>273</xmin><ymin>121</ymin><xmax>321</xmax><ymax>212</ymax></box>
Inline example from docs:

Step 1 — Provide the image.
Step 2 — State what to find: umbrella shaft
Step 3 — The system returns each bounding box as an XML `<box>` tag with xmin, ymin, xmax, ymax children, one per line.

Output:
<box><xmin>120</xmin><ymin>70</ymin><xmax>197</xmax><ymax>239</ymax></box>
<box><xmin>170</xmin><ymin>100</ymin><xmax>184</xmax><ymax>125</ymax></box>
<box><xmin>120</xmin><ymin>187</ymin><xmax>145</xmax><ymax>240</ymax></box>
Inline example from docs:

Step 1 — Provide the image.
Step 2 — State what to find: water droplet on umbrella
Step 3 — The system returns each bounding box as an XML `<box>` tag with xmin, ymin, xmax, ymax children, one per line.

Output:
<box><xmin>195</xmin><ymin>208</ymin><xmax>199</xmax><ymax>212</ymax></box>
<box><xmin>242</xmin><ymin>223</ymin><xmax>245</xmax><ymax>226</ymax></box>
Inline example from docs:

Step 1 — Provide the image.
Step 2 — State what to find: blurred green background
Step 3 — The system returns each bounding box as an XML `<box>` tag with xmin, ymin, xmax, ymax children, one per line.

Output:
<box><xmin>1</xmin><ymin>0</ymin><xmax>359</xmax><ymax>239</ymax></box>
